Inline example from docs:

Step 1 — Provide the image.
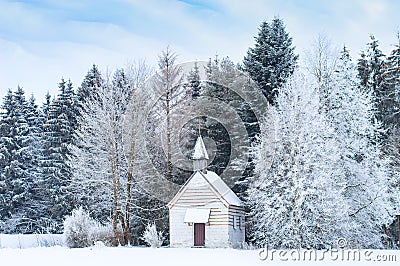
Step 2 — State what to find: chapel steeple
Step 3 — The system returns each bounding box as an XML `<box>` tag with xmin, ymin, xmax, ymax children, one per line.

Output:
<box><xmin>192</xmin><ymin>135</ymin><xmax>209</xmax><ymax>172</ymax></box>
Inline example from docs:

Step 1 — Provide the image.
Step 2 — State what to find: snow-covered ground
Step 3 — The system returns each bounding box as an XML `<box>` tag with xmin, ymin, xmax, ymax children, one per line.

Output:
<box><xmin>0</xmin><ymin>246</ymin><xmax>398</xmax><ymax>266</ymax></box>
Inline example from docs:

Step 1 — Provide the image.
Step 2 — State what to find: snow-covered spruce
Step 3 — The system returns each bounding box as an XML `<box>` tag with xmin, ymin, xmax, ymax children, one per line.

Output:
<box><xmin>243</xmin><ymin>16</ymin><xmax>298</xmax><ymax>104</ymax></box>
<box><xmin>248</xmin><ymin>73</ymin><xmax>349</xmax><ymax>249</ymax></box>
<box><xmin>40</xmin><ymin>78</ymin><xmax>78</xmax><ymax>232</ymax></box>
<box><xmin>324</xmin><ymin>47</ymin><xmax>394</xmax><ymax>248</ymax></box>
<box><xmin>0</xmin><ymin>87</ymin><xmax>45</xmax><ymax>233</ymax></box>
<box><xmin>248</xmin><ymin>51</ymin><xmax>396</xmax><ymax>249</ymax></box>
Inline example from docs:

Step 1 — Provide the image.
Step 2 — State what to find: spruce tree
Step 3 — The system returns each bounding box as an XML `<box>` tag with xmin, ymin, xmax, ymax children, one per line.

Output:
<box><xmin>40</xmin><ymin>79</ymin><xmax>77</xmax><ymax>232</ymax></box>
<box><xmin>187</xmin><ymin>61</ymin><xmax>201</xmax><ymax>99</ymax></box>
<box><xmin>358</xmin><ymin>35</ymin><xmax>389</xmax><ymax>131</ymax></box>
<box><xmin>243</xmin><ymin>17</ymin><xmax>298</xmax><ymax>104</ymax></box>
<box><xmin>248</xmin><ymin>74</ymin><xmax>349</xmax><ymax>249</ymax></box>
<box><xmin>384</xmin><ymin>33</ymin><xmax>400</xmax><ymax>87</ymax></box>
<box><xmin>382</xmin><ymin>33</ymin><xmax>400</xmax><ymax>128</ymax></box>
<box><xmin>357</xmin><ymin>51</ymin><xmax>369</xmax><ymax>88</ymax></box>
<box><xmin>204</xmin><ymin>56</ymin><xmax>241</xmax><ymax>179</ymax></box>
<box><xmin>41</xmin><ymin>92</ymin><xmax>52</xmax><ymax>119</ymax></box>
<box><xmin>0</xmin><ymin>89</ymin><xmax>15</xmax><ymax>229</ymax></box>
<box><xmin>8</xmin><ymin>86</ymin><xmax>32</xmax><ymax>232</ymax></box>
<box><xmin>382</xmin><ymin>34</ymin><xmax>400</xmax><ymax>245</ymax></box>
<box><xmin>203</xmin><ymin>56</ymin><xmax>259</xmax><ymax>194</ymax></box>
<box><xmin>366</xmin><ymin>35</ymin><xmax>386</xmax><ymax>92</ymax></box>
<box><xmin>327</xmin><ymin>47</ymin><xmax>394</xmax><ymax>247</ymax></box>
<box><xmin>112</xmin><ymin>69</ymin><xmax>132</xmax><ymax>114</ymax></box>
<box><xmin>0</xmin><ymin>87</ymin><xmax>39</xmax><ymax>233</ymax></box>
<box><xmin>77</xmin><ymin>64</ymin><xmax>103</xmax><ymax>109</ymax></box>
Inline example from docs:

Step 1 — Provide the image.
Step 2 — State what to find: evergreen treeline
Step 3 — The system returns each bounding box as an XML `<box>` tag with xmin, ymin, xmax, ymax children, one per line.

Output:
<box><xmin>0</xmin><ymin>17</ymin><xmax>399</xmax><ymax>248</ymax></box>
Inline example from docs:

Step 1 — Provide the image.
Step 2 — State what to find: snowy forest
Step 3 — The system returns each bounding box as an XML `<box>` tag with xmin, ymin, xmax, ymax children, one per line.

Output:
<box><xmin>1</xmin><ymin>17</ymin><xmax>400</xmax><ymax>249</ymax></box>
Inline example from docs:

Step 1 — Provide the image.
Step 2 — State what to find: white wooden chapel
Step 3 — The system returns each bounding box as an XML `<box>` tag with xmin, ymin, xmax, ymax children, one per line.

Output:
<box><xmin>167</xmin><ymin>136</ymin><xmax>245</xmax><ymax>248</ymax></box>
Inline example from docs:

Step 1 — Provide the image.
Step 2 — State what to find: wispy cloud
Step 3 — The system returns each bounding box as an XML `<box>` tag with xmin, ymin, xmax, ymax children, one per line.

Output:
<box><xmin>0</xmin><ymin>0</ymin><xmax>399</xmax><ymax>102</ymax></box>
<box><xmin>361</xmin><ymin>0</ymin><xmax>388</xmax><ymax>20</ymax></box>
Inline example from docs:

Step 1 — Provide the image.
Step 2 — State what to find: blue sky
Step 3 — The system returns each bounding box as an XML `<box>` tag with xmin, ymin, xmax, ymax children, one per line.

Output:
<box><xmin>0</xmin><ymin>0</ymin><xmax>399</xmax><ymax>103</ymax></box>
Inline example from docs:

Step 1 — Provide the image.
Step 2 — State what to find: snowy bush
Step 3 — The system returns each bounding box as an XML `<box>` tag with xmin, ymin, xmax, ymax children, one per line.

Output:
<box><xmin>64</xmin><ymin>207</ymin><xmax>119</xmax><ymax>248</ymax></box>
<box><xmin>90</xmin><ymin>222</ymin><xmax>116</xmax><ymax>247</ymax></box>
<box><xmin>63</xmin><ymin>207</ymin><xmax>94</xmax><ymax>248</ymax></box>
<box><xmin>141</xmin><ymin>223</ymin><xmax>164</xmax><ymax>248</ymax></box>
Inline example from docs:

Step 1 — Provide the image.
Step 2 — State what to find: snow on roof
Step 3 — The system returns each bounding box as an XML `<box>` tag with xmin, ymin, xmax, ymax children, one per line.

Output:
<box><xmin>183</xmin><ymin>208</ymin><xmax>210</xmax><ymax>223</ymax></box>
<box><xmin>188</xmin><ymin>171</ymin><xmax>243</xmax><ymax>207</ymax></box>
<box><xmin>192</xmin><ymin>136</ymin><xmax>209</xmax><ymax>160</ymax></box>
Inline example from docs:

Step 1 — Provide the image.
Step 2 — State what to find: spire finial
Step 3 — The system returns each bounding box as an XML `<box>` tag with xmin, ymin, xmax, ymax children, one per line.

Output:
<box><xmin>198</xmin><ymin>117</ymin><xmax>201</xmax><ymax>136</ymax></box>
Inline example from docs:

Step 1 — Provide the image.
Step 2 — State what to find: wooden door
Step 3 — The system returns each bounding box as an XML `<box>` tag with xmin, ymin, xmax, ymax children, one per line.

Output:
<box><xmin>194</xmin><ymin>223</ymin><xmax>205</xmax><ymax>246</ymax></box>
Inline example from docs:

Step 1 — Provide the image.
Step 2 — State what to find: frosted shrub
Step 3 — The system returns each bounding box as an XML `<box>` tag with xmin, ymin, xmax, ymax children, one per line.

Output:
<box><xmin>142</xmin><ymin>223</ymin><xmax>164</xmax><ymax>247</ymax></box>
<box><xmin>90</xmin><ymin>222</ymin><xmax>115</xmax><ymax>247</ymax></box>
<box><xmin>63</xmin><ymin>207</ymin><xmax>94</xmax><ymax>248</ymax></box>
<box><xmin>64</xmin><ymin>208</ymin><xmax>119</xmax><ymax>248</ymax></box>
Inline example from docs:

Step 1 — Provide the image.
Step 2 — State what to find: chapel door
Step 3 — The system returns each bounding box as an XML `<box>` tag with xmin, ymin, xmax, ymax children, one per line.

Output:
<box><xmin>194</xmin><ymin>223</ymin><xmax>205</xmax><ymax>246</ymax></box>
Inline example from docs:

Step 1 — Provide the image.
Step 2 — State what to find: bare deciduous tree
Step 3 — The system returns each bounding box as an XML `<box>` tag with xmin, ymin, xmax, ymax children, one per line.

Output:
<box><xmin>70</xmin><ymin>61</ymin><xmax>152</xmax><ymax>246</ymax></box>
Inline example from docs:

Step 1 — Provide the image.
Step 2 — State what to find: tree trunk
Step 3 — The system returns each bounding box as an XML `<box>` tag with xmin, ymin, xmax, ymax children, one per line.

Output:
<box><xmin>123</xmin><ymin>106</ymin><xmax>137</xmax><ymax>246</ymax></box>
<box><xmin>398</xmin><ymin>215</ymin><xmax>400</xmax><ymax>248</ymax></box>
<box><xmin>112</xmin><ymin>163</ymin><xmax>120</xmax><ymax>246</ymax></box>
<box><xmin>112</xmin><ymin>133</ymin><xmax>121</xmax><ymax>246</ymax></box>
<box><xmin>123</xmin><ymin>171</ymin><xmax>133</xmax><ymax>245</ymax></box>
<box><xmin>166</xmin><ymin>90</ymin><xmax>172</xmax><ymax>182</ymax></box>
<box><xmin>118</xmin><ymin>210</ymin><xmax>128</xmax><ymax>245</ymax></box>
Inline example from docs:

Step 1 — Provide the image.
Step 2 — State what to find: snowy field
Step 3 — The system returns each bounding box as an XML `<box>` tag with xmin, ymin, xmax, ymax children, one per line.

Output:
<box><xmin>0</xmin><ymin>234</ymin><xmax>399</xmax><ymax>266</ymax></box>
<box><xmin>0</xmin><ymin>246</ymin><xmax>399</xmax><ymax>266</ymax></box>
